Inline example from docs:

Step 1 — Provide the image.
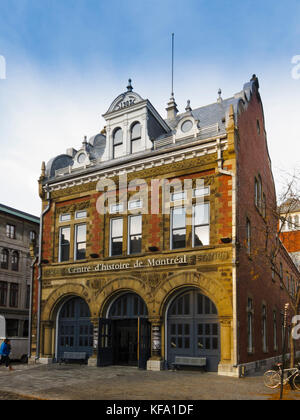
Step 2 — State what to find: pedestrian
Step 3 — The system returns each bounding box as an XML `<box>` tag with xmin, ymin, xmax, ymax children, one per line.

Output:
<box><xmin>0</xmin><ymin>339</ymin><xmax>13</xmax><ymax>371</ymax></box>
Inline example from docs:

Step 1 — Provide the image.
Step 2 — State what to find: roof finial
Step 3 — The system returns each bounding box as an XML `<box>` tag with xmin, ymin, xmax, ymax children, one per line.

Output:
<box><xmin>82</xmin><ymin>135</ymin><xmax>88</xmax><ymax>150</ymax></box>
<box><xmin>217</xmin><ymin>88</ymin><xmax>223</xmax><ymax>103</ymax></box>
<box><xmin>185</xmin><ymin>99</ymin><xmax>192</xmax><ymax>112</ymax></box>
<box><xmin>127</xmin><ymin>78</ymin><xmax>133</xmax><ymax>92</ymax></box>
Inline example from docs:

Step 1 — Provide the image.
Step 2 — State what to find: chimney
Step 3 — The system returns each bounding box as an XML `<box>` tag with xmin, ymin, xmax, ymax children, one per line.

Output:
<box><xmin>166</xmin><ymin>94</ymin><xmax>179</xmax><ymax>120</ymax></box>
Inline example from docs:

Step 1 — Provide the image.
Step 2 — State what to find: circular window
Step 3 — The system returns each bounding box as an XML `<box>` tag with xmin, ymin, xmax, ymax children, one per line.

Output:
<box><xmin>77</xmin><ymin>153</ymin><xmax>86</xmax><ymax>164</ymax></box>
<box><xmin>181</xmin><ymin>120</ymin><xmax>193</xmax><ymax>133</ymax></box>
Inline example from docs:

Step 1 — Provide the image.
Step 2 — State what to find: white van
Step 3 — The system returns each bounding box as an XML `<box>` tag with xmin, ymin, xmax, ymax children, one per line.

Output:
<box><xmin>0</xmin><ymin>315</ymin><xmax>28</xmax><ymax>362</ymax></box>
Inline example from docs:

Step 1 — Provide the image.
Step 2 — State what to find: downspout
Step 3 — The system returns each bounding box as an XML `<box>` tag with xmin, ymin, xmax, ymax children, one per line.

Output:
<box><xmin>28</xmin><ymin>254</ymin><xmax>38</xmax><ymax>359</ymax></box>
<box><xmin>36</xmin><ymin>185</ymin><xmax>51</xmax><ymax>360</ymax></box>
<box><xmin>216</xmin><ymin>138</ymin><xmax>238</xmax><ymax>369</ymax></box>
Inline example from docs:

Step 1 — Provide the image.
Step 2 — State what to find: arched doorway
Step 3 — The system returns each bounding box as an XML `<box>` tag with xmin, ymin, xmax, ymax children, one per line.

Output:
<box><xmin>98</xmin><ymin>292</ymin><xmax>150</xmax><ymax>369</ymax></box>
<box><xmin>167</xmin><ymin>289</ymin><xmax>220</xmax><ymax>371</ymax></box>
<box><xmin>57</xmin><ymin>297</ymin><xmax>93</xmax><ymax>361</ymax></box>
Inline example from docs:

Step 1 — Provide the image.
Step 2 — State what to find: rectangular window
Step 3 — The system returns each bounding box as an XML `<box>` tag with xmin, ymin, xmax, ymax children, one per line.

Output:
<box><xmin>271</xmin><ymin>264</ymin><xmax>275</xmax><ymax>282</ymax></box>
<box><xmin>247</xmin><ymin>298</ymin><xmax>253</xmax><ymax>353</ymax></box>
<box><xmin>254</xmin><ymin>178</ymin><xmax>258</xmax><ymax>207</ymax></box>
<box><xmin>128</xmin><ymin>215</ymin><xmax>142</xmax><ymax>255</ymax></box>
<box><xmin>110</xmin><ymin>218</ymin><xmax>123</xmax><ymax>256</ymax></box>
<box><xmin>75</xmin><ymin>224</ymin><xmax>87</xmax><ymax>261</ymax></box>
<box><xmin>193</xmin><ymin>203</ymin><xmax>210</xmax><ymax>247</ymax></box>
<box><xmin>193</xmin><ymin>187</ymin><xmax>210</xmax><ymax>197</ymax></box>
<box><xmin>246</xmin><ymin>219</ymin><xmax>251</xmax><ymax>256</ymax></box>
<box><xmin>6</xmin><ymin>319</ymin><xmax>19</xmax><ymax>337</ymax></box>
<box><xmin>110</xmin><ymin>203</ymin><xmax>124</xmax><ymax>214</ymax></box>
<box><xmin>262</xmin><ymin>305</ymin><xmax>267</xmax><ymax>352</ymax></box>
<box><xmin>59</xmin><ymin>227</ymin><xmax>71</xmax><ymax>262</ymax></box>
<box><xmin>0</xmin><ymin>282</ymin><xmax>7</xmax><ymax>306</ymax></box>
<box><xmin>9</xmin><ymin>283</ymin><xmax>19</xmax><ymax>308</ymax></box>
<box><xmin>6</xmin><ymin>224</ymin><xmax>16</xmax><ymax>239</ymax></box>
<box><xmin>171</xmin><ymin>207</ymin><xmax>186</xmax><ymax>249</ymax></box>
<box><xmin>171</xmin><ymin>192</ymin><xmax>186</xmax><ymax>202</ymax></box>
<box><xmin>60</xmin><ymin>214</ymin><xmax>71</xmax><ymax>222</ymax></box>
<box><xmin>128</xmin><ymin>200</ymin><xmax>143</xmax><ymax>210</ymax></box>
<box><xmin>273</xmin><ymin>311</ymin><xmax>277</xmax><ymax>351</ymax></box>
<box><xmin>75</xmin><ymin>211</ymin><xmax>87</xmax><ymax>220</ymax></box>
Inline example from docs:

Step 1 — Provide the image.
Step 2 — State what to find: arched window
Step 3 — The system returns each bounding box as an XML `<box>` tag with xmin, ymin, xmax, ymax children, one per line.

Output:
<box><xmin>130</xmin><ymin>122</ymin><xmax>141</xmax><ymax>154</ymax></box>
<box><xmin>11</xmin><ymin>251</ymin><xmax>19</xmax><ymax>272</ymax></box>
<box><xmin>0</xmin><ymin>249</ymin><xmax>9</xmax><ymax>270</ymax></box>
<box><xmin>258</xmin><ymin>175</ymin><xmax>262</xmax><ymax>211</ymax></box>
<box><xmin>113</xmin><ymin>128</ymin><xmax>123</xmax><ymax>159</ymax></box>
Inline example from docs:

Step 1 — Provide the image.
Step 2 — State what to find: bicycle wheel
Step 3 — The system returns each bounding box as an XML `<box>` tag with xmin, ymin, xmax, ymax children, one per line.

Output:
<box><xmin>264</xmin><ymin>370</ymin><xmax>281</xmax><ymax>389</ymax></box>
<box><xmin>292</xmin><ymin>373</ymin><xmax>300</xmax><ymax>391</ymax></box>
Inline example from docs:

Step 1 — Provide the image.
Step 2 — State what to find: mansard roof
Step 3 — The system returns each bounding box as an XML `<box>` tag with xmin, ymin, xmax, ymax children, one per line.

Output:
<box><xmin>43</xmin><ymin>78</ymin><xmax>258</xmax><ymax>182</ymax></box>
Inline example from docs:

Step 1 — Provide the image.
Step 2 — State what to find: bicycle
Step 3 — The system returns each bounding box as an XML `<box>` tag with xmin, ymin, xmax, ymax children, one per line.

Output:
<box><xmin>264</xmin><ymin>363</ymin><xmax>300</xmax><ymax>390</ymax></box>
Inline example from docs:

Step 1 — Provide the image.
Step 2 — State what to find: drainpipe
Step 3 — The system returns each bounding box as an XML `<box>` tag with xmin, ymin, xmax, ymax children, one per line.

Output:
<box><xmin>28</xmin><ymin>255</ymin><xmax>38</xmax><ymax>360</ymax></box>
<box><xmin>36</xmin><ymin>185</ymin><xmax>51</xmax><ymax>361</ymax></box>
<box><xmin>216</xmin><ymin>139</ymin><xmax>238</xmax><ymax>369</ymax></box>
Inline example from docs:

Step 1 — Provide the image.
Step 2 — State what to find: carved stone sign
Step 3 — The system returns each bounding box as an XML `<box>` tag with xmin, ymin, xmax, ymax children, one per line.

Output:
<box><xmin>43</xmin><ymin>250</ymin><xmax>230</xmax><ymax>279</ymax></box>
<box><xmin>68</xmin><ymin>255</ymin><xmax>187</xmax><ymax>275</ymax></box>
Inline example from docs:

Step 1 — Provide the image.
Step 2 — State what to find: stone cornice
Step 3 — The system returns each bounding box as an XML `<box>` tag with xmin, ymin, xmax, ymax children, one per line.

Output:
<box><xmin>45</xmin><ymin>137</ymin><xmax>227</xmax><ymax>198</ymax></box>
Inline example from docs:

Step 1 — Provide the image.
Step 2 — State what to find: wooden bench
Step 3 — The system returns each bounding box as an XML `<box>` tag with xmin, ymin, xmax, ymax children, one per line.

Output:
<box><xmin>171</xmin><ymin>356</ymin><xmax>207</xmax><ymax>372</ymax></box>
<box><xmin>61</xmin><ymin>352</ymin><xmax>87</xmax><ymax>364</ymax></box>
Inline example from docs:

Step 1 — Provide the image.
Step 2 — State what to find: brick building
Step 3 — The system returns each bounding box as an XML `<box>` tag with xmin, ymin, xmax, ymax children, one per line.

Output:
<box><xmin>279</xmin><ymin>200</ymin><xmax>300</xmax><ymax>270</ymax></box>
<box><xmin>0</xmin><ymin>204</ymin><xmax>39</xmax><ymax>343</ymax></box>
<box><xmin>30</xmin><ymin>76</ymin><xmax>299</xmax><ymax>376</ymax></box>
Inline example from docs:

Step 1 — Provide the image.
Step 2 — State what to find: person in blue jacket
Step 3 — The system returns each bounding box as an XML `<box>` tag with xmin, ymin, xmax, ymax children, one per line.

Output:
<box><xmin>0</xmin><ymin>339</ymin><xmax>13</xmax><ymax>370</ymax></box>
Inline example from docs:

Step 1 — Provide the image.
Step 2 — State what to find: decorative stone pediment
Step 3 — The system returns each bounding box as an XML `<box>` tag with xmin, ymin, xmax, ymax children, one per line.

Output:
<box><xmin>105</xmin><ymin>91</ymin><xmax>144</xmax><ymax>115</ymax></box>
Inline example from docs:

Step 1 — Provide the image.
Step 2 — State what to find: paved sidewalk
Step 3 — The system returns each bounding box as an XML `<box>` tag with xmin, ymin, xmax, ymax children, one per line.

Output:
<box><xmin>0</xmin><ymin>363</ymin><xmax>298</xmax><ymax>400</ymax></box>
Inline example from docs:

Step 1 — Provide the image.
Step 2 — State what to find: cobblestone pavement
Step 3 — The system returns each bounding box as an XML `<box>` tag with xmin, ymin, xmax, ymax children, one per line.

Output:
<box><xmin>0</xmin><ymin>363</ymin><xmax>299</xmax><ymax>400</ymax></box>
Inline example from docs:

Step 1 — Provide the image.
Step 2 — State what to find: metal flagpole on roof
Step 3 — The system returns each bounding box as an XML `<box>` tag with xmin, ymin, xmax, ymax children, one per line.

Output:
<box><xmin>172</xmin><ymin>33</ymin><xmax>174</xmax><ymax>97</ymax></box>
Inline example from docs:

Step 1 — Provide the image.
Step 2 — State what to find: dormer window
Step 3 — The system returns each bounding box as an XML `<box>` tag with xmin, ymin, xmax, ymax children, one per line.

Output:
<box><xmin>130</xmin><ymin>122</ymin><xmax>142</xmax><ymax>154</ymax></box>
<box><xmin>181</xmin><ymin>120</ymin><xmax>193</xmax><ymax>133</ymax></box>
<box><xmin>113</xmin><ymin>128</ymin><xmax>123</xmax><ymax>159</ymax></box>
<box><xmin>77</xmin><ymin>153</ymin><xmax>87</xmax><ymax>164</ymax></box>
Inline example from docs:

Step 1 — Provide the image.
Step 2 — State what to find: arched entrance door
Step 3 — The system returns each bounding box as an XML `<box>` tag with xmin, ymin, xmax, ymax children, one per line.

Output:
<box><xmin>98</xmin><ymin>293</ymin><xmax>150</xmax><ymax>369</ymax></box>
<box><xmin>167</xmin><ymin>289</ymin><xmax>220</xmax><ymax>371</ymax></box>
<box><xmin>57</xmin><ymin>297</ymin><xmax>93</xmax><ymax>361</ymax></box>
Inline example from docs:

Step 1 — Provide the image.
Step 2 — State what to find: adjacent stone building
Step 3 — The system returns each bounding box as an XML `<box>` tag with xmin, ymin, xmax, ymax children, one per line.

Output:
<box><xmin>30</xmin><ymin>76</ymin><xmax>300</xmax><ymax>376</ymax></box>
<box><xmin>0</xmin><ymin>204</ymin><xmax>39</xmax><ymax>340</ymax></box>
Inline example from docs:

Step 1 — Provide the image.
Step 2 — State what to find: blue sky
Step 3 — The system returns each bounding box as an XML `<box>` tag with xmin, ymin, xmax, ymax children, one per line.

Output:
<box><xmin>0</xmin><ymin>0</ymin><xmax>300</xmax><ymax>215</ymax></box>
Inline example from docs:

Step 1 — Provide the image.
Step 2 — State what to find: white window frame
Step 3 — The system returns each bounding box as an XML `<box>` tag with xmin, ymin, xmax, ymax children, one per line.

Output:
<box><xmin>171</xmin><ymin>191</ymin><xmax>186</xmax><ymax>202</ymax></box>
<box><xmin>110</xmin><ymin>203</ymin><xmax>124</xmax><ymax>214</ymax></box>
<box><xmin>75</xmin><ymin>210</ymin><xmax>87</xmax><ymax>220</ymax></box>
<box><xmin>192</xmin><ymin>202</ymin><xmax>210</xmax><ymax>248</ymax></box>
<box><xmin>193</xmin><ymin>186</ymin><xmax>210</xmax><ymax>197</ymax></box>
<box><xmin>60</xmin><ymin>214</ymin><xmax>71</xmax><ymax>222</ymax></box>
<box><xmin>74</xmin><ymin>224</ymin><xmax>87</xmax><ymax>261</ymax></box>
<box><xmin>59</xmin><ymin>226</ymin><xmax>71</xmax><ymax>263</ymax></box>
<box><xmin>110</xmin><ymin>218</ymin><xmax>123</xmax><ymax>257</ymax></box>
<box><xmin>128</xmin><ymin>200</ymin><xmax>143</xmax><ymax>210</ymax></box>
<box><xmin>128</xmin><ymin>215</ymin><xmax>142</xmax><ymax>255</ymax></box>
<box><xmin>170</xmin><ymin>207</ymin><xmax>186</xmax><ymax>250</ymax></box>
